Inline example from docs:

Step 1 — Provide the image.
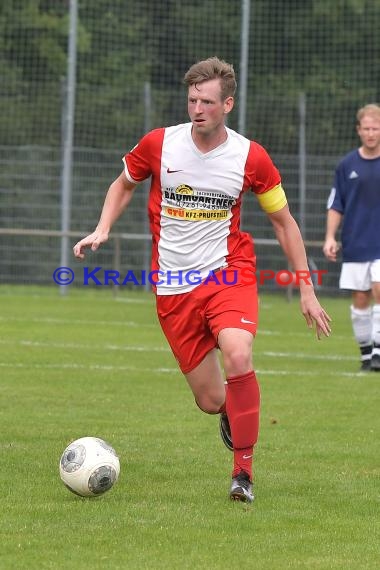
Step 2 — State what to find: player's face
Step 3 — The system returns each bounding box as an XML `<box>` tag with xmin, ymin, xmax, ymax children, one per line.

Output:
<box><xmin>357</xmin><ymin>115</ymin><xmax>380</xmax><ymax>153</ymax></box>
<box><xmin>187</xmin><ymin>79</ymin><xmax>234</xmax><ymax>138</ymax></box>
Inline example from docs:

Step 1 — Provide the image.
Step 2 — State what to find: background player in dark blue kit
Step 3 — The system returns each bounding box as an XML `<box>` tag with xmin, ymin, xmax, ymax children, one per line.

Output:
<box><xmin>323</xmin><ymin>104</ymin><xmax>380</xmax><ymax>371</ymax></box>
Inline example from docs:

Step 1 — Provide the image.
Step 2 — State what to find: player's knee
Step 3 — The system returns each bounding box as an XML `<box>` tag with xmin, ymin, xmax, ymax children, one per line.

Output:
<box><xmin>195</xmin><ymin>394</ymin><xmax>224</xmax><ymax>415</ymax></box>
<box><xmin>223</xmin><ymin>347</ymin><xmax>252</xmax><ymax>376</ymax></box>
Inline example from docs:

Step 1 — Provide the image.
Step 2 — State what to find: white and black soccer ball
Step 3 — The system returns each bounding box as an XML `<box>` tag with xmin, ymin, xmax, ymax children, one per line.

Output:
<box><xmin>59</xmin><ymin>436</ymin><xmax>120</xmax><ymax>497</ymax></box>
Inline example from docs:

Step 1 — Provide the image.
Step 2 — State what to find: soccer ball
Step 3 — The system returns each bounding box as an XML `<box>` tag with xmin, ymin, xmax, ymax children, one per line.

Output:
<box><xmin>59</xmin><ymin>436</ymin><xmax>120</xmax><ymax>497</ymax></box>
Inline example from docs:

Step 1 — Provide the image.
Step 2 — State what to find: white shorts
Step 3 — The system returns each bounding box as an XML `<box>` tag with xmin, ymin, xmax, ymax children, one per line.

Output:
<box><xmin>339</xmin><ymin>260</ymin><xmax>380</xmax><ymax>291</ymax></box>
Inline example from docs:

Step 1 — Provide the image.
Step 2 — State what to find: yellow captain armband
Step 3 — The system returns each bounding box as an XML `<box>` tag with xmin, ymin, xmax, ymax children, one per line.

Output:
<box><xmin>256</xmin><ymin>184</ymin><xmax>287</xmax><ymax>214</ymax></box>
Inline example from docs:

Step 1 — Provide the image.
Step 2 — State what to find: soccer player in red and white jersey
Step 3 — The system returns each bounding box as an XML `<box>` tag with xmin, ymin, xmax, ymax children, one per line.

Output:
<box><xmin>73</xmin><ymin>57</ymin><xmax>331</xmax><ymax>503</ymax></box>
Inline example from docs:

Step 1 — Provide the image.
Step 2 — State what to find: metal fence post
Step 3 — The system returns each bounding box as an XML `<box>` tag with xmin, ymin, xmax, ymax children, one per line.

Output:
<box><xmin>238</xmin><ymin>0</ymin><xmax>250</xmax><ymax>136</ymax></box>
<box><xmin>298</xmin><ymin>92</ymin><xmax>307</xmax><ymax>239</ymax></box>
<box><xmin>60</xmin><ymin>0</ymin><xmax>78</xmax><ymax>295</ymax></box>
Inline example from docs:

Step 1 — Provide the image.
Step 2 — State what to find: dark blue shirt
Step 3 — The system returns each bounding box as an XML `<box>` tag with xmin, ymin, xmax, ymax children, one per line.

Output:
<box><xmin>327</xmin><ymin>149</ymin><xmax>380</xmax><ymax>262</ymax></box>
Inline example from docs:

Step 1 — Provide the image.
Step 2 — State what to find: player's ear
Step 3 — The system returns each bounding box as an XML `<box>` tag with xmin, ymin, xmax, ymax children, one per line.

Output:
<box><xmin>224</xmin><ymin>96</ymin><xmax>234</xmax><ymax>114</ymax></box>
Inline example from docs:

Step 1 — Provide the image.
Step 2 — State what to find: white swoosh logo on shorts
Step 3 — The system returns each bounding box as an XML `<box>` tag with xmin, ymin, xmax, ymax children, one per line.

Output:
<box><xmin>242</xmin><ymin>454</ymin><xmax>253</xmax><ymax>459</ymax></box>
<box><xmin>241</xmin><ymin>317</ymin><xmax>255</xmax><ymax>324</ymax></box>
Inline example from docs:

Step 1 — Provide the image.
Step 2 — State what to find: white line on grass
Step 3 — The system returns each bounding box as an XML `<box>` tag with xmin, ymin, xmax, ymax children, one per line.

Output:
<box><xmin>0</xmin><ymin>316</ymin><xmax>156</xmax><ymax>327</ymax></box>
<box><xmin>0</xmin><ymin>361</ymin><xmax>177</xmax><ymax>374</ymax></box>
<box><xmin>115</xmin><ymin>297</ymin><xmax>155</xmax><ymax>304</ymax></box>
<box><xmin>0</xmin><ymin>338</ymin><xmax>357</xmax><ymax>361</ymax></box>
<box><xmin>0</xmin><ymin>339</ymin><xmax>169</xmax><ymax>352</ymax></box>
<box><xmin>0</xmin><ymin>315</ymin><xmax>352</xmax><ymax>341</ymax></box>
<box><xmin>260</xmin><ymin>350</ymin><xmax>357</xmax><ymax>361</ymax></box>
<box><xmin>258</xmin><ymin>329</ymin><xmax>350</xmax><ymax>341</ymax></box>
<box><xmin>0</xmin><ymin>292</ymin><xmax>152</xmax><ymax>304</ymax></box>
<box><xmin>0</xmin><ymin>361</ymin><xmax>365</xmax><ymax>378</ymax></box>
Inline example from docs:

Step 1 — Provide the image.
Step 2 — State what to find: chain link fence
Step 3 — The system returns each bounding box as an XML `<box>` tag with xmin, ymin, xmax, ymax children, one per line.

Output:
<box><xmin>1</xmin><ymin>0</ymin><xmax>379</xmax><ymax>293</ymax></box>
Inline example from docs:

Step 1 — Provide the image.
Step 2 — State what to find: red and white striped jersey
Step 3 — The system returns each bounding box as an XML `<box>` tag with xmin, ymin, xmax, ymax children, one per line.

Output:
<box><xmin>123</xmin><ymin>123</ymin><xmax>282</xmax><ymax>294</ymax></box>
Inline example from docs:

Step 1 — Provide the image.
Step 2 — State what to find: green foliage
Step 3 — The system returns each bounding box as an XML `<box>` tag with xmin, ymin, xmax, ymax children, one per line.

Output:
<box><xmin>0</xmin><ymin>0</ymin><xmax>379</xmax><ymax>151</ymax></box>
<box><xmin>1</xmin><ymin>0</ymin><xmax>67</xmax><ymax>80</ymax></box>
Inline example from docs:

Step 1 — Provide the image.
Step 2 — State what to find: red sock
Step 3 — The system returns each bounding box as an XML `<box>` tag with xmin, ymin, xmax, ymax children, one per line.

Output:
<box><xmin>218</xmin><ymin>381</ymin><xmax>227</xmax><ymax>414</ymax></box>
<box><xmin>226</xmin><ymin>371</ymin><xmax>260</xmax><ymax>481</ymax></box>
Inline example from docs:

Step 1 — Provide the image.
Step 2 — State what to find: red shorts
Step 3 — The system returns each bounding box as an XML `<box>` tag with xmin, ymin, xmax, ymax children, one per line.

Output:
<box><xmin>156</xmin><ymin>268</ymin><xmax>258</xmax><ymax>374</ymax></box>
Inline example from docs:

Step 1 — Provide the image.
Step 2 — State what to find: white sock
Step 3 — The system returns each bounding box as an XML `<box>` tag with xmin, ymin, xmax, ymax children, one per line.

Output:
<box><xmin>351</xmin><ymin>305</ymin><xmax>372</xmax><ymax>349</ymax></box>
<box><xmin>372</xmin><ymin>304</ymin><xmax>380</xmax><ymax>355</ymax></box>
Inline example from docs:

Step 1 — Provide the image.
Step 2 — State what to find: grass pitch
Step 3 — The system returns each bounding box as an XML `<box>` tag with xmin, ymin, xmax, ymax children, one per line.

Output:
<box><xmin>0</xmin><ymin>285</ymin><xmax>378</xmax><ymax>569</ymax></box>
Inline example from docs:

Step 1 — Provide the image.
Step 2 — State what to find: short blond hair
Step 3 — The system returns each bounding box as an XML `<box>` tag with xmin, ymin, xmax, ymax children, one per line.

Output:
<box><xmin>356</xmin><ymin>103</ymin><xmax>380</xmax><ymax>125</ymax></box>
<box><xmin>183</xmin><ymin>56</ymin><xmax>237</xmax><ymax>101</ymax></box>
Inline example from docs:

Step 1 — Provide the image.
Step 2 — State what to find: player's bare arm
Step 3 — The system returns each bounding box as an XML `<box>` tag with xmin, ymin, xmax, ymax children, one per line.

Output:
<box><xmin>73</xmin><ymin>172</ymin><xmax>136</xmax><ymax>260</ymax></box>
<box><xmin>268</xmin><ymin>206</ymin><xmax>332</xmax><ymax>339</ymax></box>
<box><xmin>323</xmin><ymin>209</ymin><xmax>342</xmax><ymax>262</ymax></box>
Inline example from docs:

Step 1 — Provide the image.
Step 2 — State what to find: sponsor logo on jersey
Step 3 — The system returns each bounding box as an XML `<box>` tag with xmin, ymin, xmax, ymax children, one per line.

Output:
<box><xmin>163</xmin><ymin>187</ymin><xmax>236</xmax><ymax>219</ymax></box>
<box><xmin>162</xmin><ymin>206</ymin><xmax>229</xmax><ymax>221</ymax></box>
<box><xmin>175</xmin><ymin>184</ymin><xmax>194</xmax><ymax>195</ymax></box>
